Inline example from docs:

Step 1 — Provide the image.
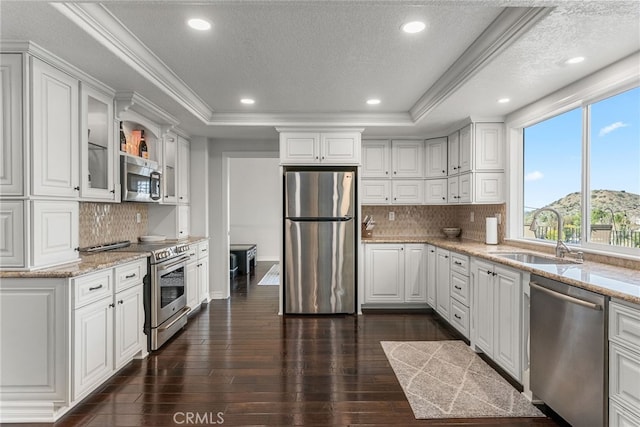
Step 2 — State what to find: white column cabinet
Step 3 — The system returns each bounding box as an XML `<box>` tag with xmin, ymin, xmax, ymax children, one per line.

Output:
<box><xmin>31</xmin><ymin>57</ymin><xmax>79</xmax><ymax>199</ymax></box>
<box><xmin>474</xmin><ymin>123</ymin><xmax>504</xmax><ymax>170</ymax></box>
<box><xmin>471</xmin><ymin>258</ymin><xmax>522</xmax><ymax>381</ymax></box>
<box><xmin>0</xmin><ymin>54</ymin><xmax>24</xmax><ymax>196</ymax></box>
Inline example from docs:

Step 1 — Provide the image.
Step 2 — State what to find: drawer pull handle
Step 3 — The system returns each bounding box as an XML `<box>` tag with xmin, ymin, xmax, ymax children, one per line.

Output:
<box><xmin>454</xmin><ymin>285</ymin><xmax>462</xmax><ymax>290</ymax></box>
<box><xmin>454</xmin><ymin>314</ymin><xmax>461</xmax><ymax>320</ymax></box>
<box><xmin>89</xmin><ymin>284</ymin><xmax>103</xmax><ymax>291</ymax></box>
<box><xmin>454</xmin><ymin>261</ymin><xmax>462</xmax><ymax>265</ymax></box>
<box><xmin>125</xmin><ymin>273</ymin><xmax>136</xmax><ymax>279</ymax></box>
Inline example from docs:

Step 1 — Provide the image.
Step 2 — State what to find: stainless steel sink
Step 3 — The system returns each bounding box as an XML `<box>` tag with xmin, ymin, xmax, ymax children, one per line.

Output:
<box><xmin>494</xmin><ymin>252</ymin><xmax>575</xmax><ymax>264</ymax></box>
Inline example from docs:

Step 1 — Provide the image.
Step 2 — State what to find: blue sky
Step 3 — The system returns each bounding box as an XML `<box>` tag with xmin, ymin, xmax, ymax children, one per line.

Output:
<box><xmin>524</xmin><ymin>86</ymin><xmax>640</xmax><ymax>211</ymax></box>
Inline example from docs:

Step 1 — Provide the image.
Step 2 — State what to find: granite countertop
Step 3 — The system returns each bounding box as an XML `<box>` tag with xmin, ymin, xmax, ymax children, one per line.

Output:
<box><xmin>0</xmin><ymin>236</ymin><xmax>209</xmax><ymax>279</ymax></box>
<box><xmin>0</xmin><ymin>252</ymin><xmax>149</xmax><ymax>279</ymax></box>
<box><xmin>363</xmin><ymin>236</ymin><xmax>640</xmax><ymax>305</ymax></box>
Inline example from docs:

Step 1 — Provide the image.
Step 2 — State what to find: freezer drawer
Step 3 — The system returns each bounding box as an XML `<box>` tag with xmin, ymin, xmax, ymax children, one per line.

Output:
<box><xmin>284</xmin><ymin>219</ymin><xmax>355</xmax><ymax>314</ymax></box>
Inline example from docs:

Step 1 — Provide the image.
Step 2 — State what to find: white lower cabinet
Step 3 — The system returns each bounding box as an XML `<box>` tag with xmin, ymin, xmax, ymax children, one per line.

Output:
<box><xmin>435</xmin><ymin>247</ymin><xmax>450</xmax><ymax>319</ymax></box>
<box><xmin>471</xmin><ymin>258</ymin><xmax>522</xmax><ymax>381</ymax></box>
<box><xmin>609</xmin><ymin>300</ymin><xmax>640</xmax><ymax>426</ymax></box>
<box><xmin>425</xmin><ymin>178</ymin><xmax>448</xmax><ymax>204</ymax></box>
<box><xmin>449</xmin><ymin>252</ymin><xmax>470</xmax><ymax>338</ymax></box>
<box><xmin>0</xmin><ymin>259</ymin><xmax>147</xmax><ymax>422</ymax></box>
<box><xmin>364</xmin><ymin>243</ymin><xmax>427</xmax><ymax>305</ymax></box>
<box><xmin>73</xmin><ymin>260</ymin><xmax>146</xmax><ymax>400</ymax></box>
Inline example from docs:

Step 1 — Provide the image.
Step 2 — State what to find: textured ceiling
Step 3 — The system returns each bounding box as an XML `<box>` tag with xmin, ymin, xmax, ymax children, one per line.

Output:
<box><xmin>1</xmin><ymin>1</ymin><xmax>638</xmax><ymax>140</ymax></box>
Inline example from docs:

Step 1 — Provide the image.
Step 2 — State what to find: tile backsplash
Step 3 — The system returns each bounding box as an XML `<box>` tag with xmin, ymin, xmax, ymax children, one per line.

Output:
<box><xmin>362</xmin><ymin>204</ymin><xmax>506</xmax><ymax>243</ymax></box>
<box><xmin>79</xmin><ymin>202</ymin><xmax>148</xmax><ymax>248</ymax></box>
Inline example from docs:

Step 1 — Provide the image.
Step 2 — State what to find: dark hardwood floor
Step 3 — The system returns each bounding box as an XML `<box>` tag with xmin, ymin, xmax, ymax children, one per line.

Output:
<box><xmin>24</xmin><ymin>262</ymin><xmax>562</xmax><ymax>426</ymax></box>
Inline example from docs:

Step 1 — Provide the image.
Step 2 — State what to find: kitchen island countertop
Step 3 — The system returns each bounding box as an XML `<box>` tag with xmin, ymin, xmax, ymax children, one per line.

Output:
<box><xmin>362</xmin><ymin>236</ymin><xmax>640</xmax><ymax>305</ymax></box>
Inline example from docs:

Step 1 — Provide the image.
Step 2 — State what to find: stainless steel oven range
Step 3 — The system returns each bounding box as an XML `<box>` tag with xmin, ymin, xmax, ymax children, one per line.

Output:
<box><xmin>82</xmin><ymin>240</ymin><xmax>192</xmax><ymax>351</ymax></box>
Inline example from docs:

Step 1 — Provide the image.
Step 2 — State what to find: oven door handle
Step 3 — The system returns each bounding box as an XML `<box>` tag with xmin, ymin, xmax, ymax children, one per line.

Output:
<box><xmin>157</xmin><ymin>255</ymin><xmax>190</xmax><ymax>274</ymax></box>
<box><xmin>158</xmin><ymin>306</ymin><xmax>192</xmax><ymax>332</ymax></box>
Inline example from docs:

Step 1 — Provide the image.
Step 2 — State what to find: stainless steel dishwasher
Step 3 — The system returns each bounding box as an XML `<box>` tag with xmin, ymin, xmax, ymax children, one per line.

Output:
<box><xmin>530</xmin><ymin>274</ymin><xmax>608</xmax><ymax>427</ymax></box>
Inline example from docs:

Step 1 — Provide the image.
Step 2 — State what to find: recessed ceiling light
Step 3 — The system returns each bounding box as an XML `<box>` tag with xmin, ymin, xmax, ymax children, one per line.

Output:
<box><xmin>366</xmin><ymin>99</ymin><xmax>381</xmax><ymax>105</ymax></box>
<box><xmin>402</xmin><ymin>21</ymin><xmax>426</xmax><ymax>34</ymax></box>
<box><xmin>565</xmin><ymin>56</ymin><xmax>585</xmax><ymax>65</ymax></box>
<box><xmin>187</xmin><ymin>18</ymin><xmax>211</xmax><ymax>31</ymax></box>
<box><xmin>240</xmin><ymin>98</ymin><xmax>255</xmax><ymax>105</ymax></box>
<box><xmin>498</xmin><ymin>98</ymin><xmax>510</xmax><ymax>104</ymax></box>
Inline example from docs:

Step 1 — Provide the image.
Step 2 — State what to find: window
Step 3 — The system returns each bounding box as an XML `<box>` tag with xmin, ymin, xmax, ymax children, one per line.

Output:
<box><xmin>522</xmin><ymin>86</ymin><xmax>640</xmax><ymax>253</ymax></box>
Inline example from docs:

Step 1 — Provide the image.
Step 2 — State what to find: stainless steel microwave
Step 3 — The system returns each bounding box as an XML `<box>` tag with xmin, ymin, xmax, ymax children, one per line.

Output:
<box><xmin>121</xmin><ymin>155</ymin><xmax>162</xmax><ymax>202</ymax></box>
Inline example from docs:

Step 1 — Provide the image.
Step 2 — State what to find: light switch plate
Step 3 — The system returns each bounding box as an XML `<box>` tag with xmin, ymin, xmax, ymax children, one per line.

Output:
<box><xmin>136</xmin><ymin>212</ymin><xmax>141</xmax><ymax>223</ymax></box>
<box><xmin>389</xmin><ymin>211</ymin><xmax>395</xmax><ymax>221</ymax></box>
<box><xmin>470</xmin><ymin>211</ymin><xmax>474</xmax><ymax>222</ymax></box>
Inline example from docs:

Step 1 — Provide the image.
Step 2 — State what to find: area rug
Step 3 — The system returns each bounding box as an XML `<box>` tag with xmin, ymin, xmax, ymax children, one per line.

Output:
<box><xmin>257</xmin><ymin>263</ymin><xmax>279</xmax><ymax>285</ymax></box>
<box><xmin>381</xmin><ymin>340</ymin><xmax>544</xmax><ymax>419</ymax></box>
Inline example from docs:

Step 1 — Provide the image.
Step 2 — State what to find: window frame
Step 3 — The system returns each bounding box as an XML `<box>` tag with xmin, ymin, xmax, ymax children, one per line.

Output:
<box><xmin>506</xmin><ymin>58</ymin><xmax>640</xmax><ymax>259</ymax></box>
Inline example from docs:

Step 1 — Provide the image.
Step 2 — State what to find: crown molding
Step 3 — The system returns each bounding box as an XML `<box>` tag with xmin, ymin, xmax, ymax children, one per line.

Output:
<box><xmin>409</xmin><ymin>6</ymin><xmax>552</xmax><ymax>124</ymax></box>
<box><xmin>52</xmin><ymin>2</ymin><xmax>214</xmax><ymax>123</ymax></box>
<box><xmin>206</xmin><ymin>112</ymin><xmax>413</xmax><ymax>127</ymax></box>
<box><xmin>115</xmin><ymin>91</ymin><xmax>180</xmax><ymax>136</ymax></box>
<box><xmin>1</xmin><ymin>40</ymin><xmax>115</xmax><ymax>96</ymax></box>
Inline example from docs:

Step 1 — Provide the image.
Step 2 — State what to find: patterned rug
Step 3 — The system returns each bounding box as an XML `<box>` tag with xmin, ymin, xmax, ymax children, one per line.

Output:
<box><xmin>381</xmin><ymin>340</ymin><xmax>544</xmax><ymax>419</ymax></box>
<box><xmin>257</xmin><ymin>263</ymin><xmax>279</xmax><ymax>285</ymax></box>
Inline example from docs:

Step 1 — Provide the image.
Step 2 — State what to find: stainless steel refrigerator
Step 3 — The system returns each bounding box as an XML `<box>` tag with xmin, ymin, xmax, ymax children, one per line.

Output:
<box><xmin>284</xmin><ymin>168</ymin><xmax>356</xmax><ymax>314</ymax></box>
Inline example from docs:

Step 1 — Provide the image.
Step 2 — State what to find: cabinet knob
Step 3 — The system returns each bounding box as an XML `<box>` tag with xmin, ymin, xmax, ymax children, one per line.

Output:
<box><xmin>430</xmin><ymin>250</ymin><xmax>435</xmax><ymax>253</ymax></box>
<box><xmin>165</xmin><ymin>195</ymin><xmax>169</xmax><ymax>198</ymax></box>
<box><xmin>442</xmin><ymin>170</ymin><xmax>445</xmax><ymax>173</ymax></box>
<box><xmin>444</xmin><ymin>255</ymin><xmax>449</xmax><ymax>259</ymax></box>
<box><xmin>452</xmin><ymin>167</ymin><xmax>457</xmax><ymax>170</ymax></box>
<box><xmin>385</xmin><ymin>171</ymin><xmax>388</xmax><ymax>175</ymax></box>
<box><xmin>108</xmin><ymin>303</ymin><xmax>115</xmax><ymax>308</ymax></box>
<box><xmin>442</xmin><ymin>197</ymin><xmax>446</xmax><ymax>200</ymax></box>
<box><xmin>394</xmin><ymin>197</ymin><xmax>397</xmax><ymax>201</ymax></box>
<box><xmin>110</xmin><ymin>189</ymin><xmax>115</xmax><ymax>194</ymax></box>
<box><xmin>458</xmin><ymin>165</ymin><xmax>461</xmax><ymax>168</ymax></box>
<box><xmin>487</xmin><ymin>270</ymin><xmax>492</xmax><ymax>275</ymax></box>
<box><xmin>74</xmin><ymin>247</ymin><xmax>80</xmax><ymax>252</ymax></box>
<box><xmin>493</xmin><ymin>272</ymin><xmax>497</xmax><ymax>276</ymax></box>
<box><xmin>180</xmin><ymin>196</ymin><xmax>184</xmax><ymax>200</ymax></box>
<box><xmin>74</xmin><ymin>186</ymin><xmax>80</xmax><ymax>191</ymax></box>
<box><xmin>393</xmin><ymin>171</ymin><xmax>397</xmax><ymax>175</ymax></box>
<box><xmin>315</xmin><ymin>156</ymin><xmax>319</xmax><ymax>159</ymax></box>
<box><xmin>118</xmin><ymin>299</ymin><xmax>124</xmax><ymax>304</ymax></box>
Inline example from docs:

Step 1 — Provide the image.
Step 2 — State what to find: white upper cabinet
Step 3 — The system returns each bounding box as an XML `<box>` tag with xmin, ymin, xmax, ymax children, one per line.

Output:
<box><xmin>425</xmin><ymin>178</ymin><xmax>448</xmax><ymax>204</ymax></box>
<box><xmin>177</xmin><ymin>136</ymin><xmax>190</xmax><ymax>204</ymax></box>
<box><xmin>320</xmin><ymin>132</ymin><xmax>361</xmax><ymax>164</ymax></box>
<box><xmin>0</xmin><ymin>54</ymin><xmax>24</xmax><ymax>196</ymax></box>
<box><xmin>360</xmin><ymin>180</ymin><xmax>391</xmax><ymax>205</ymax></box>
<box><xmin>447</xmin><ymin>130</ymin><xmax>460</xmax><ymax>175</ymax></box>
<box><xmin>32</xmin><ymin>200</ymin><xmax>79</xmax><ymax>268</ymax></box>
<box><xmin>458</xmin><ymin>124</ymin><xmax>472</xmax><ymax>173</ymax></box>
<box><xmin>162</xmin><ymin>132</ymin><xmax>178</xmax><ymax>204</ymax></box>
<box><xmin>31</xmin><ymin>57</ymin><xmax>79</xmax><ymax>199</ymax></box>
<box><xmin>80</xmin><ymin>83</ymin><xmax>117</xmax><ymax>202</ymax></box>
<box><xmin>391</xmin><ymin>180</ymin><xmax>424</xmax><ymax>204</ymax></box>
<box><xmin>474</xmin><ymin>123</ymin><xmax>504</xmax><ymax>170</ymax></box>
<box><xmin>280</xmin><ymin>131</ymin><xmax>361</xmax><ymax>165</ymax></box>
<box><xmin>0</xmin><ymin>201</ymin><xmax>25</xmax><ymax>268</ymax></box>
<box><xmin>425</xmin><ymin>137</ymin><xmax>448</xmax><ymax>178</ymax></box>
<box><xmin>391</xmin><ymin>140</ymin><xmax>424</xmax><ymax>177</ymax></box>
<box><xmin>362</xmin><ymin>140</ymin><xmax>391</xmax><ymax>177</ymax></box>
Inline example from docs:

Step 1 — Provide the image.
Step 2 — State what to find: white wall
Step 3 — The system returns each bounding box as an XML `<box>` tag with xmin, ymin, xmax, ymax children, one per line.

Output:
<box><xmin>229</xmin><ymin>157</ymin><xmax>280</xmax><ymax>261</ymax></box>
<box><xmin>208</xmin><ymin>138</ymin><xmax>279</xmax><ymax>300</ymax></box>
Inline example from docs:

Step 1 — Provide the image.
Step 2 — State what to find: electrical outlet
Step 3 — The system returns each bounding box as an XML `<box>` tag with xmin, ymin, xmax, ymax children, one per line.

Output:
<box><xmin>495</xmin><ymin>213</ymin><xmax>502</xmax><ymax>224</ymax></box>
<box><xmin>389</xmin><ymin>211</ymin><xmax>395</xmax><ymax>221</ymax></box>
<box><xmin>470</xmin><ymin>211</ymin><xmax>474</xmax><ymax>222</ymax></box>
<box><xmin>136</xmin><ymin>212</ymin><xmax>141</xmax><ymax>224</ymax></box>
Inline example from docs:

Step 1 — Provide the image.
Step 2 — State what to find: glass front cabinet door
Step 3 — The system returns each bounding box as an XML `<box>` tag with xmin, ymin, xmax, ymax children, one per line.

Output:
<box><xmin>80</xmin><ymin>83</ymin><xmax>118</xmax><ymax>202</ymax></box>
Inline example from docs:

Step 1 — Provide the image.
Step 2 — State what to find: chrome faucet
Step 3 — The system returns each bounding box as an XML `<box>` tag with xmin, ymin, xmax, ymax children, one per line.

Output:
<box><xmin>529</xmin><ymin>207</ymin><xmax>583</xmax><ymax>262</ymax></box>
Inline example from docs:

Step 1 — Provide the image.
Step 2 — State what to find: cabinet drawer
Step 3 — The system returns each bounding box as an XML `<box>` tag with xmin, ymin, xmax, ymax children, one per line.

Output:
<box><xmin>115</xmin><ymin>260</ymin><xmax>146</xmax><ymax>293</ymax></box>
<box><xmin>198</xmin><ymin>241</ymin><xmax>209</xmax><ymax>260</ymax></box>
<box><xmin>450</xmin><ymin>253</ymin><xmax>469</xmax><ymax>275</ymax></box>
<box><xmin>610</xmin><ymin>301</ymin><xmax>640</xmax><ymax>354</ymax></box>
<box><xmin>74</xmin><ymin>269</ymin><xmax>112</xmax><ymax>309</ymax></box>
<box><xmin>610</xmin><ymin>342</ymin><xmax>640</xmax><ymax>413</ymax></box>
<box><xmin>450</xmin><ymin>298</ymin><xmax>470</xmax><ymax>339</ymax></box>
<box><xmin>450</xmin><ymin>271</ymin><xmax>469</xmax><ymax>305</ymax></box>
